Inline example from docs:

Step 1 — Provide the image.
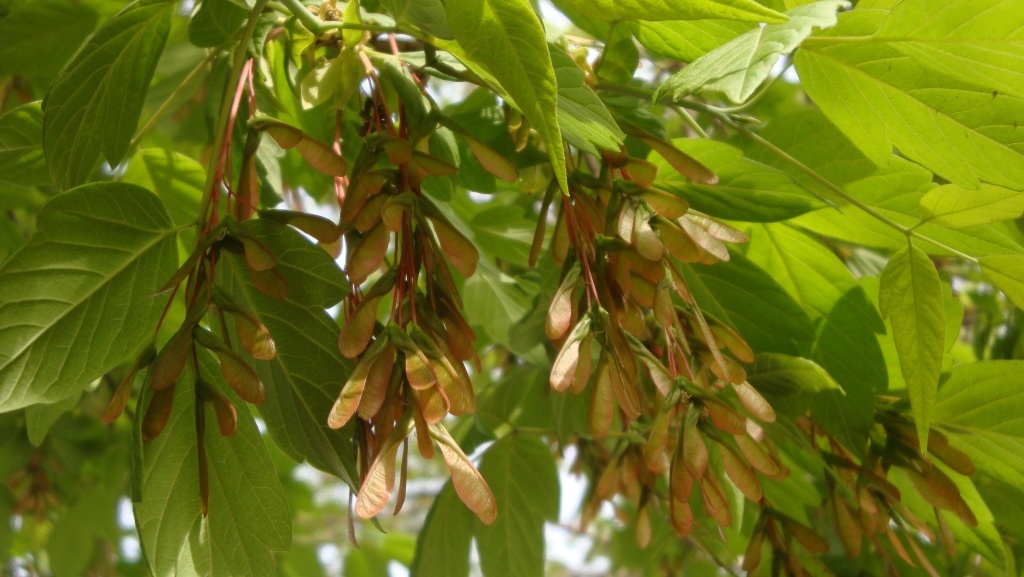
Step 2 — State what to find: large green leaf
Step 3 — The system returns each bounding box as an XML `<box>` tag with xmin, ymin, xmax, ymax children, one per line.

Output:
<box><xmin>25</xmin><ymin>391</ymin><xmax>82</xmax><ymax>447</ymax></box>
<box><xmin>445</xmin><ymin>0</ymin><xmax>568</xmax><ymax>193</ymax></box>
<box><xmin>219</xmin><ymin>222</ymin><xmax>358</xmax><ymax>488</ymax></box>
<box><xmin>0</xmin><ymin>102</ymin><xmax>48</xmax><ymax>187</ymax></box>
<box><xmin>122</xmin><ymin>149</ymin><xmax>205</xmax><ymax>228</ymax></box>
<box><xmin>550</xmin><ymin>47</ymin><xmax>625</xmax><ymax>155</ymax></box>
<box><xmin>410</xmin><ymin>481</ymin><xmax>474</xmax><ymax>577</ymax></box>
<box><xmin>195</xmin><ymin>353</ymin><xmax>292</xmax><ymax>576</ymax></box>
<box><xmin>746</xmin><ymin>353</ymin><xmax>841</xmax><ymax>396</ymax></box>
<box><xmin>652</xmin><ymin>139</ymin><xmax>822</xmax><ymax>222</ymax></box>
<box><xmin>655</xmin><ymin>1</ymin><xmax>845</xmax><ymax>103</ymax></box>
<box><xmin>796</xmin><ymin>9</ymin><xmax>1024</xmax><ymax>189</ymax></box>
<box><xmin>134</xmin><ymin>370</ymin><xmax>203</xmax><ymax>577</ymax></box>
<box><xmin>919</xmin><ymin>183</ymin><xmax>1024</xmax><ymax>229</ymax></box>
<box><xmin>811</xmin><ymin>285</ymin><xmax>887</xmax><ymax>454</ymax></box>
<box><xmin>743</xmin><ymin>223</ymin><xmax>854</xmax><ymax>319</ymax></box>
<box><xmin>630</xmin><ymin>19</ymin><xmax>755</xmax><ymax>63</ymax></box>
<box><xmin>475</xmin><ymin>436</ymin><xmax>559</xmax><ymax>577</ymax></box>
<box><xmin>876</xmin><ymin>0</ymin><xmax>1024</xmax><ymax>100</ymax></box>
<box><xmin>188</xmin><ymin>0</ymin><xmax>248</xmax><ymax>48</ymax></box>
<box><xmin>0</xmin><ymin>183</ymin><xmax>177</xmax><ymax>412</ymax></box>
<box><xmin>879</xmin><ymin>243</ymin><xmax>944</xmax><ymax>453</ymax></box>
<box><xmin>980</xmin><ymin>254</ymin><xmax>1024</xmax><ymax>310</ymax></box>
<box><xmin>553</xmin><ymin>0</ymin><xmax>786</xmax><ymax>23</ymax></box>
<box><xmin>382</xmin><ymin>0</ymin><xmax>455</xmax><ymax>39</ymax></box>
<box><xmin>935</xmin><ymin>361</ymin><xmax>1024</xmax><ymax>492</ymax></box>
<box><xmin>0</xmin><ymin>0</ymin><xmax>98</xmax><ymax>79</ymax></box>
<box><xmin>43</xmin><ymin>0</ymin><xmax>176</xmax><ymax>190</ymax></box>
<box><xmin>680</xmin><ymin>250</ymin><xmax>816</xmax><ymax>355</ymax></box>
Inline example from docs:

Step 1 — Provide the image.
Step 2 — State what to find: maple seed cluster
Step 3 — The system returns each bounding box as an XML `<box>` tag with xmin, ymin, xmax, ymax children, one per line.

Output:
<box><xmin>328</xmin><ymin>81</ymin><xmax>505</xmax><ymax>526</ymax></box>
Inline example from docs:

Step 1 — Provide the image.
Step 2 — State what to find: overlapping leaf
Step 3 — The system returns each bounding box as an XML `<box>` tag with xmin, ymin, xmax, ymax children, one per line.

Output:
<box><xmin>879</xmin><ymin>244</ymin><xmax>944</xmax><ymax>452</ymax></box>
<box><xmin>0</xmin><ymin>183</ymin><xmax>177</xmax><ymax>412</ymax></box>
<box><xmin>0</xmin><ymin>102</ymin><xmax>48</xmax><ymax>186</ymax></box>
<box><xmin>655</xmin><ymin>1</ymin><xmax>846</xmax><ymax>103</ymax></box>
<box><xmin>550</xmin><ymin>47</ymin><xmax>625</xmax><ymax>155</ymax></box>
<box><xmin>797</xmin><ymin>9</ymin><xmax>1024</xmax><ymax>189</ymax></box>
<box><xmin>445</xmin><ymin>0</ymin><xmax>568</xmax><ymax>193</ymax></box>
<box><xmin>43</xmin><ymin>0</ymin><xmax>176</xmax><ymax>190</ymax></box>
<box><xmin>554</xmin><ymin>0</ymin><xmax>785</xmax><ymax>23</ymax></box>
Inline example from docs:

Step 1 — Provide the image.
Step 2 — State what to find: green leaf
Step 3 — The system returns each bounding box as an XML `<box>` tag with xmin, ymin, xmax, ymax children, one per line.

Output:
<box><xmin>746</xmin><ymin>353</ymin><xmax>841</xmax><ymax>396</ymax></box>
<box><xmin>445</xmin><ymin>0</ymin><xmax>568</xmax><ymax>193</ymax></box>
<box><xmin>43</xmin><ymin>0</ymin><xmax>176</xmax><ymax>190</ymax></box>
<box><xmin>630</xmin><ymin>19</ymin><xmax>755</xmax><ymax>63</ymax></box>
<box><xmin>550</xmin><ymin>47</ymin><xmax>625</xmax><ymax>155</ymax></box>
<box><xmin>879</xmin><ymin>243</ymin><xmax>944</xmax><ymax>454</ymax></box>
<box><xmin>980</xmin><ymin>254</ymin><xmax>1024</xmax><ymax>310</ymax></box>
<box><xmin>812</xmin><ymin>285</ymin><xmax>887</xmax><ymax>454</ymax></box>
<box><xmin>655</xmin><ymin>1</ymin><xmax>846</xmax><ymax>103</ymax></box>
<box><xmin>876</xmin><ymin>0</ymin><xmax>1024</xmax><ymax>100</ymax></box>
<box><xmin>935</xmin><ymin>361</ymin><xmax>1024</xmax><ymax>492</ymax></box>
<box><xmin>410</xmin><ymin>481</ymin><xmax>474</xmax><ymax>577</ymax></box>
<box><xmin>552</xmin><ymin>0</ymin><xmax>786</xmax><ymax>23</ymax></box>
<box><xmin>651</xmin><ymin>139</ymin><xmax>822</xmax><ymax>222</ymax></box>
<box><xmin>382</xmin><ymin>0</ymin><xmax>455</xmax><ymax>39</ymax></box>
<box><xmin>463</xmin><ymin>260</ymin><xmax>536</xmax><ymax>348</ymax></box>
<box><xmin>920</xmin><ymin>183</ymin><xmax>1024</xmax><ymax>228</ymax></box>
<box><xmin>0</xmin><ymin>183</ymin><xmax>178</xmax><ymax>412</ymax></box>
<box><xmin>743</xmin><ymin>223</ymin><xmax>855</xmax><ymax>319</ymax></box>
<box><xmin>0</xmin><ymin>102</ymin><xmax>49</xmax><ymax>186</ymax></box>
<box><xmin>475</xmin><ymin>435</ymin><xmax>559</xmax><ymax>577</ymax></box>
<box><xmin>188</xmin><ymin>0</ymin><xmax>248</xmax><ymax>48</ymax></box>
<box><xmin>796</xmin><ymin>9</ymin><xmax>1024</xmax><ymax>189</ymax></box>
<box><xmin>122</xmin><ymin>149</ymin><xmax>205</xmax><ymax>228</ymax></box>
<box><xmin>0</xmin><ymin>0</ymin><xmax>98</xmax><ymax>79</ymax></box>
<box><xmin>134</xmin><ymin>371</ymin><xmax>203</xmax><ymax>576</ymax></box>
<box><xmin>680</xmin><ymin>250</ymin><xmax>816</xmax><ymax>355</ymax></box>
<box><xmin>25</xmin><ymin>391</ymin><xmax>82</xmax><ymax>447</ymax></box>
<box><xmin>239</xmin><ymin>219</ymin><xmax>349</xmax><ymax>309</ymax></box>
<box><xmin>196</xmin><ymin>351</ymin><xmax>292</xmax><ymax>576</ymax></box>
<box><xmin>219</xmin><ymin>228</ymin><xmax>359</xmax><ymax>488</ymax></box>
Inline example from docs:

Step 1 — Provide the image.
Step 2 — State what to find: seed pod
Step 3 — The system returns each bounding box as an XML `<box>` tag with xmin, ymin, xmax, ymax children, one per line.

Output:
<box><xmin>720</xmin><ymin>442</ymin><xmax>762</xmax><ymax>502</ymax></box>
<box><xmin>546</xmin><ymin>262</ymin><xmax>582</xmax><ymax>340</ymax></box>
<box><xmin>358</xmin><ymin>345</ymin><xmax>397</xmax><ymax>420</ymax></box>
<box><xmin>355</xmin><ymin>421</ymin><xmax>408</xmax><ymax>519</ymax></box>
<box><xmin>208</xmin><ymin>388</ymin><xmax>237</xmax><ymax>437</ymax></box>
<box><xmin>688</xmin><ymin>213</ymin><xmax>748</xmax><ymax>243</ymax></box>
<box><xmin>380</xmin><ymin>192</ymin><xmax>416</xmax><ymax>232</ymax></box>
<box><xmin>428</xmin><ymin>216</ymin><xmax>479</xmax><ymax>278</ymax></box>
<box><xmin>635</xmin><ymin>503</ymin><xmax>652</xmax><ymax>549</ymax></box>
<box><xmin>786</xmin><ymin>519</ymin><xmax>829</xmax><ymax>554</ymax></box>
<box><xmin>353</xmin><ymin>194</ymin><xmax>387</xmax><ymax>233</ymax></box>
<box><xmin>906</xmin><ymin>463</ymin><xmax>977</xmax><ymax>526</ymax></box>
<box><xmin>412</xmin><ymin>405</ymin><xmax>435</xmax><ymax>459</ymax></box>
<box><xmin>705</xmin><ymin>400</ymin><xmax>747</xmax><ymax>435</ymax></box>
<box><xmin>343</xmin><ymin>171</ymin><xmax>389</xmax><ymax>223</ymax></box>
<box><xmin>232</xmin><ymin>313</ymin><xmax>275</xmax><ymax>361</ymax></box>
<box><xmin>682</xmin><ymin>407</ymin><xmax>708</xmax><ymax>479</ymax></box>
<box><xmin>710</xmin><ymin>322</ymin><xmax>754</xmax><ymax>363</ymax></box>
<box><xmin>347</xmin><ymin>223</ymin><xmax>390</xmax><ymax>286</ymax></box>
<box><xmin>551</xmin><ymin>316</ymin><xmax>592</xmax><ymax>392</ymax></box>
<box><xmin>103</xmin><ymin>345</ymin><xmax>156</xmax><ymax>423</ymax></box>
<box><xmin>551</xmin><ymin>209</ymin><xmax>569</xmax><ymax>265</ymax></box>
<box><xmin>371</xmin><ymin>133</ymin><xmax>413</xmax><ymax>164</ymax></box>
<box><xmin>700</xmin><ymin>350</ymin><xmax>746</xmax><ymax>384</ymax></box>
<box><xmin>623</xmin><ymin>157</ymin><xmax>658</xmax><ymax>188</ymax></box>
<box><xmin>735</xmin><ymin>434</ymin><xmax>781</xmax><ymax>476</ymax></box>
<box><xmin>642</xmin><ymin>187</ymin><xmax>689</xmax><ymax>220</ymax></box>
<box><xmin>700</xmin><ymin>472</ymin><xmax>732</xmax><ymax>528</ymax></box>
<box><xmin>151</xmin><ymin>326</ymin><xmax>193</xmax><ymax>391</ymax></box>
<box><xmin>328</xmin><ymin>342</ymin><xmax>381</xmax><ymax>428</ymax></box>
<box><xmin>195</xmin><ymin>329</ymin><xmax>265</xmax><ymax>405</ymax></box>
<box><xmin>142</xmin><ymin>384</ymin><xmax>176</xmax><ymax>442</ymax></box>
<box><xmin>589</xmin><ymin>357</ymin><xmax>615</xmax><ymax>440</ymax></box>
<box><xmin>644</xmin><ymin>407</ymin><xmax>672</xmax><ymax>473</ymax></box>
<box><xmin>632</xmin><ymin>215</ymin><xmax>663</xmax><ymax>262</ymax></box>
<box><xmin>833</xmin><ymin>494</ymin><xmax>862</xmax><ymax>558</ymax></box>
<box><xmin>571</xmin><ymin>336</ymin><xmax>593</xmax><ymax>394</ymax></box>
<box><xmin>930</xmin><ymin>442</ymin><xmax>975</xmax><ymax>476</ymax></box>
<box><xmin>886</xmin><ymin>523</ymin><xmax>916</xmax><ymax>567</ymax></box>
<box><xmin>430</xmin><ymin>423</ymin><xmax>498</xmax><ymax>525</ymax></box>
<box><xmin>235</xmin><ymin>147</ymin><xmax>259</xmax><ymax>222</ymax></box>
<box><xmin>656</xmin><ymin>218</ymin><xmax>701</xmax><ymax>263</ymax></box>
<box><xmin>242</xmin><ymin>260</ymin><xmax>286</xmax><ymax>298</ymax></box>
<box><xmin>293</xmin><ymin>134</ymin><xmax>348</xmax><ymax>176</ymax></box>
<box><xmin>733</xmin><ymin>382</ymin><xmax>775</xmax><ymax>422</ymax></box>
<box><xmin>669</xmin><ymin>494</ymin><xmax>693</xmax><ymax>538</ymax></box>
<box><xmin>936</xmin><ymin>507</ymin><xmax>956</xmax><ymax>557</ymax></box>
<box><xmin>676</xmin><ymin>215</ymin><xmax>729</xmax><ymax>261</ymax></box>
<box><xmin>637</xmin><ymin>134</ymin><xmax>717</xmax><ymax>184</ymax></box>
<box><xmin>742</xmin><ymin>527</ymin><xmax>765</xmax><ymax>571</ymax></box>
<box><xmin>653</xmin><ymin>279</ymin><xmax>675</xmax><ymax>328</ymax></box>
<box><xmin>462</xmin><ymin>132</ymin><xmax>517</xmax><ymax>183</ymax></box>
<box><xmin>339</xmin><ymin>296</ymin><xmax>384</xmax><ymax>358</ymax></box>
<box><xmin>413</xmin><ymin>385</ymin><xmax>450</xmax><ymax>424</ymax></box>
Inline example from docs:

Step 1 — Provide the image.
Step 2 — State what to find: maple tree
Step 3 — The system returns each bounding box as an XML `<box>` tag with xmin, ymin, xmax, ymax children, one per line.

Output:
<box><xmin>1</xmin><ymin>0</ymin><xmax>1024</xmax><ymax>575</ymax></box>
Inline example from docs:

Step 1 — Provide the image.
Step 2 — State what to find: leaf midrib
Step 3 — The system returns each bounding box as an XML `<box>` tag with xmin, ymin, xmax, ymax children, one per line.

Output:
<box><xmin>0</xmin><ymin>222</ymin><xmax>174</xmax><ymax>379</ymax></box>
